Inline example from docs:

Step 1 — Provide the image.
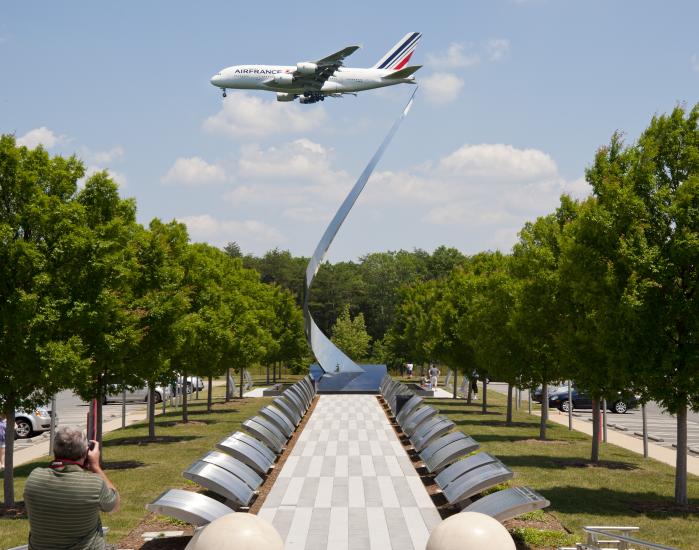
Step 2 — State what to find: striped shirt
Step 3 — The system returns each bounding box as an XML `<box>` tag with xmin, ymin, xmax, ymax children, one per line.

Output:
<box><xmin>24</xmin><ymin>464</ymin><xmax>118</xmax><ymax>550</ymax></box>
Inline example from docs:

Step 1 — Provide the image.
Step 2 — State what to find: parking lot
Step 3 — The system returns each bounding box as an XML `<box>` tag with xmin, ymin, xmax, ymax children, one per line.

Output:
<box><xmin>489</xmin><ymin>382</ymin><xmax>699</xmax><ymax>455</ymax></box>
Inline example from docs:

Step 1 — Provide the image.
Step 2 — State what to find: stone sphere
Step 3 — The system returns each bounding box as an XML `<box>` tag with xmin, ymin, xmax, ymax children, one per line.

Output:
<box><xmin>426</xmin><ymin>512</ymin><xmax>515</xmax><ymax>550</ymax></box>
<box><xmin>189</xmin><ymin>513</ymin><xmax>283</xmax><ymax>550</ymax></box>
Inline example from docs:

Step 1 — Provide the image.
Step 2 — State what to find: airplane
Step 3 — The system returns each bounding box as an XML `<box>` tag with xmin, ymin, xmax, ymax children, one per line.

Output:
<box><xmin>210</xmin><ymin>32</ymin><xmax>422</xmax><ymax>104</ymax></box>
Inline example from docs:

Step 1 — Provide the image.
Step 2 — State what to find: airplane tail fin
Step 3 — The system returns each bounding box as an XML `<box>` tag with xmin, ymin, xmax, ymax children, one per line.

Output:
<box><xmin>382</xmin><ymin>65</ymin><xmax>422</xmax><ymax>79</ymax></box>
<box><xmin>373</xmin><ymin>32</ymin><xmax>422</xmax><ymax>70</ymax></box>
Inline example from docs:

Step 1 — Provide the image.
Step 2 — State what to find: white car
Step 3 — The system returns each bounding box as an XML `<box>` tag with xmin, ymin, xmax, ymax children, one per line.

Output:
<box><xmin>102</xmin><ymin>385</ymin><xmax>171</xmax><ymax>404</ymax></box>
<box><xmin>14</xmin><ymin>407</ymin><xmax>57</xmax><ymax>439</ymax></box>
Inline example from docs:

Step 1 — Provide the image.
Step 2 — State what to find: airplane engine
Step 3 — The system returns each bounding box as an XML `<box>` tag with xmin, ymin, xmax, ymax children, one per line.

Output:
<box><xmin>276</xmin><ymin>92</ymin><xmax>296</xmax><ymax>102</ymax></box>
<box><xmin>296</xmin><ymin>62</ymin><xmax>317</xmax><ymax>74</ymax></box>
<box><xmin>273</xmin><ymin>73</ymin><xmax>294</xmax><ymax>86</ymax></box>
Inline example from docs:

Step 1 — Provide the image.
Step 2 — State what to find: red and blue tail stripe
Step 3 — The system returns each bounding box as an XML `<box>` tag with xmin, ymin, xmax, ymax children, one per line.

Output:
<box><xmin>373</xmin><ymin>32</ymin><xmax>422</xmax><ymax>70</ymax></box>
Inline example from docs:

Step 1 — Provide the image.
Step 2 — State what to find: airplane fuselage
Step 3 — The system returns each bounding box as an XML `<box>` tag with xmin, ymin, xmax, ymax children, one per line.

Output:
<box><xmin>211</xmin><ymin>65</ymin><xmax>416</xmax><ymax>95</ymax></box>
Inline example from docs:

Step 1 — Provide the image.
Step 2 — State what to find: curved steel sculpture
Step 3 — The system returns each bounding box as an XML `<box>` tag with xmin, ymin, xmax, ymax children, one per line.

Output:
<box><xmin>303</xmin><ymin>90</ymin><xmax>416</xmax><ymax>378</ymax></box>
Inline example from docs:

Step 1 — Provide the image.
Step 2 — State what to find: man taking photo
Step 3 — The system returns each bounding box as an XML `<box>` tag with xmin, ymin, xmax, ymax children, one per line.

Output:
<box><xmin>24</xmin><ymin>426</ymin><xmax>119</xmax><ymax>550</ymax></box>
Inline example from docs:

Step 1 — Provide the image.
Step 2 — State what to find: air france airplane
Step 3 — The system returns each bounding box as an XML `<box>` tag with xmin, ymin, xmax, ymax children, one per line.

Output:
<box><xmin>210</xmin><ymin>32</ymin><xmax>422</xmax><ymax>104</ymax></box>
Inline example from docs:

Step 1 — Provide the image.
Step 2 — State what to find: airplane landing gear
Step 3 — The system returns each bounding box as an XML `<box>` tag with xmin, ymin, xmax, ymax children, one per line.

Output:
<box><xmin>222</xmin><ymin>89</ymin><xmax>227</xmax><ymax>98</ymax></box>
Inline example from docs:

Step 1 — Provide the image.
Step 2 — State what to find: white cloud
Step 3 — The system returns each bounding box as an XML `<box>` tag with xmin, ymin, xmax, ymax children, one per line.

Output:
<box><xmin>692</xmin><ymin>54</ymin><xmax>699</xmax><ymax>73</ymax></box>
<box><xmin>83</xmin><ymin>166</ymin><xmax>128</xmax><ymax>188</ymax></box>
<box><xmin>203</xmin><ymin>92</ymin><xmax>327</xmax><ymax>138</ymax></box>
<box><xmin>486</xmin><ymin>38</ymin><xmax>510</xmax><ymax>61</ymax></box>
<box><xmin>178</xmin><ymin>214</ymin><xmax>284</xmax><ymax>249</ymax></box>
<box><xmin>439</xmin><ymin>144</ymin><xmax>558</xmax><ymax>181</ymax></box>
<box><xmin>84</xmin><ymin>146</ymin><xmax>124</xmax><ymax>164</ymax></box>
<box><xmin>162</xmin><ymin>157</ymin><xmax>228</xmax><ymax>185</ymax></box>
<box><xmin>426</xmin><ymin>43</ymin><xmax>480</xmax><ymax>69</ymax></box>
<box><xmin>421</xmin><ymin>73</ymin><xmax>464</xmax><ymax>105</ymax></box>
<box><xmin>16</xmin><ymin>127</ymin><xmax>65</xmax><ymax>149</ymax></box>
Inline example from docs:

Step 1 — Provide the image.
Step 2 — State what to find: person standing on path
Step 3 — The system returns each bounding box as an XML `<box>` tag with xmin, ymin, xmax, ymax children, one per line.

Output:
<box><xmin>406</xmin><ymin>362</ymin><xmax>414</xmax><ymax>379</ymax></box>
<box><xmin>24</xmin><ymin>425</ymin><xmax>119</xmax><ymax>550</ymax></box>
<box><xmin>429</xmin><ymin>364</ymin><xmax>440</xmax><ymax>390</ymax></box>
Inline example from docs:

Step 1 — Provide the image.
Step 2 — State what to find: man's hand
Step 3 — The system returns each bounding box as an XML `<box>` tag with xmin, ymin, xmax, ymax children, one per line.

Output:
<box><xmin>86</xmin><ymin>440</ymin><xmax>101</xmax><ymax>472</ymax></box>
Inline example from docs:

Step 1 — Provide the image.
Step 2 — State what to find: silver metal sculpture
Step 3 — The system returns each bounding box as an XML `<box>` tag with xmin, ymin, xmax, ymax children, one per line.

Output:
<box><xmin>303</xmin><ymin>90</ymin><xmax>417</xmax><ymax>377</ymax></box>
<box><xmin>146</xmin><ymin>489</ymin><xmax>232</xmax><ymax>526</ymax></box>
<box><xmin>461</xmin><ymin>486</ymin><xmax>550</xmax><ymax>523</ymax></box>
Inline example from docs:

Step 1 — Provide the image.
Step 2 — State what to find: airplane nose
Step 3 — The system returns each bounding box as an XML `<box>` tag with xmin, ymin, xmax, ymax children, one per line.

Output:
<box><xmin>210</xmin><ymin>74</ymin><xmax>221</xmax><ymax>86</ymax></box>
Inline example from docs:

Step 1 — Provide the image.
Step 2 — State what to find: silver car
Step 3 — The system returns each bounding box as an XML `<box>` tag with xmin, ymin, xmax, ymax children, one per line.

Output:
<box><xmin>103</xmin><ymin>385</ymin><xmax>171</xmax><ymax>404</ymax></box>
<box><xmin>15</xmin><ymin>407</ymin><xmax>56</xmax><ymax>439</ymax></box>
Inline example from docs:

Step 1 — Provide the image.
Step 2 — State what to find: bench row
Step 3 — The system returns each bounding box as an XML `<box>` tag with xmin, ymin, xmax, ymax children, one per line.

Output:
<box><xmin>380</xmin><ymin>375</ymin><xmax>550</xmax><ymax>523</ymax></box>
<box><xmin>146</xmin><ymin>375</ymin><xmax>316</xmax><ymax>526</ymax></box>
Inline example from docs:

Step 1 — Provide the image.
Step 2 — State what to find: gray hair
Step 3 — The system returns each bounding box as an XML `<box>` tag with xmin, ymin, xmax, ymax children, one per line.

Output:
<box><xmin>53</xmin><ymin>426</ymin><xmax>89</xmax><ymax>461</ymax></box>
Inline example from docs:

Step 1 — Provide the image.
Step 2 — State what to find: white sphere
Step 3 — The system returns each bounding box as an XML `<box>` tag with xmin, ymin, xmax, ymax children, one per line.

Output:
<box><xmin>189</xmin><ymin>513</ymin><xmax>283</xmax><ymax>550</ymax></box>
<box><xmin>426</xmin><ymin>512</ymin><xmax>515</xmax><ymax>550</ymax></box>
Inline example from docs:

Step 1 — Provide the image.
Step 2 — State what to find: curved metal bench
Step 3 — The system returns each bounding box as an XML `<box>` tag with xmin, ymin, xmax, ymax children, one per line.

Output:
<box><xmin>288</xmin><ymin>384</ymin><xmax>309</xmax><ymax>410</ymax></box>
<box><xmin>260</xmin><ymin>405</ymin><xmax>295</xmax><ymax>438</ymax></box>
<box><xmin>198</xmin><ymin>450</ymin><xmax>263</xmax><ymax>491</ymax></box>
<box><xmin>183</xmin><ymin>461</ymin><xmax>255</xmax><ymax>508</ymax></box>
<box><xmin>273</xmin><ymin>397</ymin><xmax>302</xmax><ymax>426</ymax></box>
<box><xmin>395</xmin><ymin>395</ymin><xmax>423</xmax><ymax>425</ymax></box>
<box><xmin>421</xmin><ymin>433</ymin><xmax>480</xmax><ymax>473</ymax></box>
<box><xmin>402</xmin><ymin>406</ymin><xmax>438</xmax><ymax>437</ymax></box>
<box><xmin>145</xmin><ymin>489</ymin><xmax>232</xmax><ymax>526</ymax></box>
<box><xmin>442</xmin><ymin>462</ymin><xmax>514</xmax><ymax>505</ymax></box>
<box><xmin>216</xmin><ymin>435</ymin><xmax>274</xmax><ymax>475</ymax></box>
<box><xmin>411</xmin><ymin>417</ymin><xmax>455</xmax><ymax>453</ymax></box>
<box><xmin>228</xmin><ymin>431</ymin><xmax>277</xmax><ymax>463</ymax></box>
<box><xmin>242</xmin><ymin>417</ymin><xmax>287</xmax><ymax>454</ymax></box>
<box><xmin>461</xmin><ymin>486</ymin><xmax>549</xmax><ymax>523</ymax></box>
<box><xmin>434</xmin><ymin>452</ymin><xmax>498</xmax><ymax>490</ymax></box>
<box><xmin>282</xmin><ymin>389</ymin><xmax>306</xmax><ymax>417</ymax></box>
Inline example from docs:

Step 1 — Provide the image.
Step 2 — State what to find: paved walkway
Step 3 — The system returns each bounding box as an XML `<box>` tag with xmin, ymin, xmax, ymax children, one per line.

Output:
<box><xmin>258</xmin><ymin>394</ymin><xmax>442</xmax><ymax>550</ymax></box>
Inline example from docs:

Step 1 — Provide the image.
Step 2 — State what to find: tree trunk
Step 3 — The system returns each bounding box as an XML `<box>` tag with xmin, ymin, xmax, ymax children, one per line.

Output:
<box><xmin>273</xmin><ymin>362</ymin><xmax>276</xmax><ymax>384</ymax></box>
<box><xmin>225</xmin><ymin>368</ymin><xmax>231</xmax><ymax>403</ymax></box>
<box><xmin>506</xmin><ymin>383</ymin><xmax>513</xmax><ymax>425</ymax></box>
<box><xmin>466</xmin><ymin>378</ymin><xmax>473</xmax><ymax>405</ymax></box>
<box><xmin>453</xmin><ymin>371</ymin><xmax>457</xmax><ymax>399</ymax></box>
<box><xmin>182</xmin><ymin>369</ymin><xmax>189</xmax><ymax>423</ymax></box>
<box><xmin>675</xmin><ymin>399</ymin><xmax>688</xmax><ymax>504</ymax></box>
<box><xmin>207</xmin><ymin>376</ymin><xmax>213</xmax><ymax>412</ymax></box>
<box><xmin>266</xmin><ymin>364</ymin><xmax>270</xmax><ymax>385</ymax></box>
<box><xmin>539</xmin><ymin>382</ymin><xmax>548</xmax><ymax>441</ymax></box>
<box><xmin>239</xmin><ymin>368</ymin><xmax>244</xmax><ymax>399</ymax></box>
<box><xmin>591</xmin><ymin>398</ymin><xmax>600</xmax><ymax>463</ymax></box>
<box><xmin>3</xmin><ymin>400</ymin><xmax>16</xmax><ymax>506</ymax></box>
<box><xmin>481</xmin><ymin>378</ymin><xmax>488</xmax><ymax>415</ymax></box>
<box><xmin>148</xmin><ymin>384</ymin><xmax>156</xmax><ymax>439</ymax></box>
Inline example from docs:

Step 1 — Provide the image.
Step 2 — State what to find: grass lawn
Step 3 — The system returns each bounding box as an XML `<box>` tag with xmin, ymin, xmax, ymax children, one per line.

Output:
<box><xmin>420</xmin><ymin>388</ymin><xmax>699</xmax><ymax>549</ymax></box>
<box><xmin>0</xmin><ymin>395</ymin><xmax>272</xmax><ymax>548</ymax></box>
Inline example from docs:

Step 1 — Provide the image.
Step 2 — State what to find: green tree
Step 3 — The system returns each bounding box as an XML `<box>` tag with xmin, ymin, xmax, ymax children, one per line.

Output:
<box><xmin>0</xmin><ymin>136</ymin><xmax>90</xmax><ymax>504</ymax></box>
<box><xmin>331</xmin><ymin>304</ymin><xmax>372</xmax><ymax>362</ymax></box>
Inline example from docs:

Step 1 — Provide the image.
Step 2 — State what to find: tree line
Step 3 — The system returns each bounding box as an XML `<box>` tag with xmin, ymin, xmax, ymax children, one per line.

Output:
<box><xmin>236</xmin><ymin>106</ymin><xmax>699</xmax><ymax>505</ymax></box>
<box><xmin>0</xmin><ymin>135</ymin><xmax>307</xmax><ymax>505</ymax></box>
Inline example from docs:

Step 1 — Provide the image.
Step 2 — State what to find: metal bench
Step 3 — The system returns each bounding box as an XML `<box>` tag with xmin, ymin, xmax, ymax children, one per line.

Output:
<box><xmin>273</xmin><ymin>396</ymin><xmax>302</xmax><ymax>426</ymax></box>
<box><xmin>411</xmin><ymin>416</ymin><xmax>455</xmax><ymax>452</ymax></box>
<box><xmin>435</xmin><ymin>452</ymin><xmax>498</xmax><ymax>490</ymax></box>
<box><xmin>183</xmin><ymin>461</ymin><xmax>255</xmax><ymax>508</ymax></box>
<box><xmin>395</xmin><ymin>395</ymin><xmax>423</xmax><ymax>425</ymax></box>
<box><xmin>288</xmin><ymin>384</ymin><xmax>309</xmax><ymax>410</ymax></box>
<box><xmin>442</xmin><ymin>461</ymin><xmax>513</xmax><ymax>505</ymax></box>
<box><xmin>462</xmin><ymin>486</ymin><xmax>549</xmax><ymax>523</ymax></box>
<box><xmin>421</xmin><ymin>433</ymin><xmax>480</xmax><ymax>473</ymax></box>
<box><xmin>402</xmin><ymin>405</ymin><xmax>438</xmax><ymax>437</ymax></box>
<box><xmin>282</xmin><ymin>388</ymin><xmax>306</xmax><ymax>417</ymax></box>
<box><xmin>260</xmin><ymin>405</ymin><xmax>295</xmax><ymax>438</ymax></box>
<box><xmin>198</xmin><ymin>450</ymin><xmax>263</xmax><ymax>491</ymax></box>
<box><xmin>242</xmin><ymin>417</ymin><xmax>287</xmax><ymax>454</ymax></box>
<box><xmin>217</xmin><ymin>434</ymin><xmax>274</xmax><ymax>475</ymax></box>
<box><xmin>146</xmin><ymin>489</ymin><xmax>232</xmax><ymax>526</ymax></box>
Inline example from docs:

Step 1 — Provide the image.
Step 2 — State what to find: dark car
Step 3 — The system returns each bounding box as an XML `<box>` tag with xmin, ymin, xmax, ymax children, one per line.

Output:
<box><xmin>531</xmin><ymin>383</ymin><xmax>569</xmax><ymax>403</ymax></box>
<box><xmin>548</xmin><ymin>387</ymin><xmax>638</xmax><ymax>414</ymax></box>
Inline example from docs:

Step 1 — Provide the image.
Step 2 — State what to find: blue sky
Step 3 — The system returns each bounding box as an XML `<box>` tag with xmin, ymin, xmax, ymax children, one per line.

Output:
<box><xmin>2</xmin><ymin>1</ymin><xmax>698</xmax><ymax>261</ymax></box>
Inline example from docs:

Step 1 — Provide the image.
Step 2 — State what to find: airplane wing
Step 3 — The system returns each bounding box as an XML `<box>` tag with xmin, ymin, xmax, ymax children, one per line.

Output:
<box><xmin>292</xmin><ymin>45</ymin><xmax>361</xmax><ymax>90</ymax></box>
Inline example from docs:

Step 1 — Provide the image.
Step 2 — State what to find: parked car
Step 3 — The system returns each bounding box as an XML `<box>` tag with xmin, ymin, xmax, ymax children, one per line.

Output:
<box><xmin>548</xmin><ymin>387</ymin><xmax>638</xmax><ymax>414</ymax></box>
<box><xmin>531</xmin><ymin>383</ymin><xmax>569</xmax><ymax>403</ymax></box>
<box><xmin>102</xmin><ymin>385</ymin><xmax>171</xmax><ymax>404</ymax></box>
<box><xmin>15</xmin><ymin>407</ymin><xmax>56</xmax><ymax>439</ymax></box>
<box><xmin>176</xmin><ymin>375</ymin><xmax>204</xmax><ymax>394</ymax></box>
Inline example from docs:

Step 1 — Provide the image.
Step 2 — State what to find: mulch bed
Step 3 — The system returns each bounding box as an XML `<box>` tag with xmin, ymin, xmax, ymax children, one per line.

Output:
<box><xmin>0</xmin><ymin>502</ymin><xmax>27</xmax><ymax>519</ymax></box>
<box><xmin>115</xmin><ymin>395</ymin><xmax>319</xmax><ymax>549</ymax></box>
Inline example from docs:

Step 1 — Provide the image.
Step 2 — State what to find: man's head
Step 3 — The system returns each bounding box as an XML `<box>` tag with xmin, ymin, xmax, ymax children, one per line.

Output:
<box><xmin>53</xmin><ymin>426</ymin><xmax>88</xmax><ymax>461</ymax></box>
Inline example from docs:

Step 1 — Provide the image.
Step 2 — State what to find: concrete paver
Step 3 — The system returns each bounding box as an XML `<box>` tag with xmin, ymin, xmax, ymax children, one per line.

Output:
<box><xmin>260</xmin><ymin>394</ymin><xmax>441</xmax><ymax>550</ymax></box>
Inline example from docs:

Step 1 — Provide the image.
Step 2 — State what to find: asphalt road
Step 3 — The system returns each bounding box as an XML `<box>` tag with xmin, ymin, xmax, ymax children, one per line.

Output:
<box><xmin>489</xmin><ymin>382</ymin><xmax>699</xmax><ymax>454</ymax></box>
<box><xmin>14</xmin><ymin>390</ymin><xmax>146</xmax><ymax>451</ymax></box>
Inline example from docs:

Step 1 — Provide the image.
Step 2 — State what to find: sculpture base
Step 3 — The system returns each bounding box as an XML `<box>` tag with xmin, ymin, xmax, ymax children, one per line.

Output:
<box><xmin>309</xmin><ymin>363</ymin><xmax>387</xmax><ymax>394</ymax></box>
